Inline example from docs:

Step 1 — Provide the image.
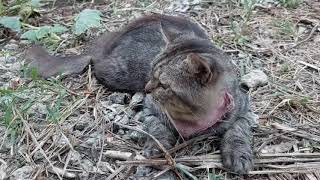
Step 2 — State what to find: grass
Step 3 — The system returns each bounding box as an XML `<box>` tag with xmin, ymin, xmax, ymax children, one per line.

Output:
<box><xmin>0</xmin><ymin>67</ymin><xmax>70</xmax><ymax>138</ymax></box>
<box><xmin>279</xmin><ymin>0</ymin><xmax>303</xmax><ymax>8</ymax></box>
<box><xmin>241</xmin><ymin>0</ymin><xmax>256</xmax><ymax>21</ymax></box>
<box><xmin>272</xmin><ymin>19</ymin><xmax>297</xmax><ymax>39</ymax></box>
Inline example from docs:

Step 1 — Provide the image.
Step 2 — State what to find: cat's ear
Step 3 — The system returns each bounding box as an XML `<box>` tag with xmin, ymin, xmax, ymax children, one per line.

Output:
<box><xmin>160</xmin><ymin>21</ymin><xmax>179</xmax><ymax>43</ymax></box>
<box><xmin>185</xmin><ymin>53</ymin><xmax>213</xmax><ymax>85</ymax></box>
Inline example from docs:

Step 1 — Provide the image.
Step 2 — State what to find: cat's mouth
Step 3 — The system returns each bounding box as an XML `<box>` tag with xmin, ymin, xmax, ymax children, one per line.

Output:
<box><xmin>165</xmin><ymin>90</ymin><xmax>234</xmax><ymax>138</ymax></box>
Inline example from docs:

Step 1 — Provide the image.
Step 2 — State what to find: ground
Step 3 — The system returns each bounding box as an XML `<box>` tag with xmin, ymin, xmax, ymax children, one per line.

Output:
<box><xmin>0</xmin><ymin>0</ymin><xmax>320</xmax><ymax>179</ymax></box>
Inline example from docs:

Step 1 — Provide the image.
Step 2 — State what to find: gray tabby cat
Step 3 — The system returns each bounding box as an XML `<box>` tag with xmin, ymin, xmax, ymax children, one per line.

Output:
<box><xmin>26</xmin><ymin>13</ymin><xmax>257</xmax><ymax>176</ymax></box>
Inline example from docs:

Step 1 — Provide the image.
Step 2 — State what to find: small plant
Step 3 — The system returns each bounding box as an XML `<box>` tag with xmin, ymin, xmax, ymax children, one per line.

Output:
<box><xmin>0</xmin><ymin>68</ymin><xmax>68</xmax><ymax>139</ymax></box>
<box><xmin>272</xmin><ymin>19</ymin><xmax>296</xmax><ymax>39</ymax></box>
<box><xmin>21</xmin><ymin>24</ymin><xmax>67</xmax><ymax>49</ymax></box>
<box><xmin>73</xmin><ymin>9</ymin><xmax>102</xmax><ymax>35</ymax></box>
<box><xmin>231</xmin><ymin>21</ymin><xmax>249</xmax><ymax>46</ymax></box>
<box><xmin>0</xmin><ymin>16</ymin><xmax>21</xmax><ymax>32</ymax></box>
<box><xmin>279</xmin><ymin>0</ymin><xmax>302</xmax><ymax>8</ymax></box>
<box><xmin>138</xmin><ymin>0</ymin><xmax>153</xmax><ymax>7</ymax></box>
<box><xmin>241</xmin><ymin>0</ymin><xmax>256</xmax><ymax>21</ymax></box>
<box><xmin>1</xmin><ymin>0</ymin><xmax>43</xmax><ymax>21</ymax></box>
<box><xmin>208</xmin><ymin>169</ymin><xmax>222</xmax><ymax>180</ymax></box>
<box><xmin>176</xmin><ymin>163</ymin><xmax>198</xmax><ymax>180</ymax></box>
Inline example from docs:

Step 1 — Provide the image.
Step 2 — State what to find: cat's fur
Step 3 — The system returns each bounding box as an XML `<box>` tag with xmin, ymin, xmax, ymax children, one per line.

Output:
<box><xmin>26</xmin><ymin>13</ymin><xmax>257</xmax><ymax>176</ymax></box>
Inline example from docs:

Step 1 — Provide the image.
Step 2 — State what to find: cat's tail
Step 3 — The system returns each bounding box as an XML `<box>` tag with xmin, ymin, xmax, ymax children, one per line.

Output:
<box><xmin>25</xmin><ymin>45</ymin><xmax>92</xmax><ymax>78</ymax></box>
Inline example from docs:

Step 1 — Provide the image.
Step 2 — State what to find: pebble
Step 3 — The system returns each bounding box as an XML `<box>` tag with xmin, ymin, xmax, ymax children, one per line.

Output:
<box><xmin>83</xmin><ymin>132</ymin><xmax>102</xmax><ymax>147</ymax></box>
<box><xmin>10</xmin><ymin>62</ymin><xmax>21</xmax><ymax>71</ymax></box>
<box><xmin>4</xmin><ymin>43</ymin><xmax>18</xmax><ymax>51</ymax></box>
<box><xmin>27</xmin><ymin>103</ymin><xmax>48</xmax><ymax>117</ymax></box>
<box><xmin>10</xmin><ymin>166</ymin><xmax>33</xmax><ymax>180</ymax></box>
<box><xmin>33</xmin><ymin>151</ymin><xmax>44</xmax><ymax>161</ymax></box>
<box><xmin>80</xmin><ymin>159</ymin><xmax>94</xmax><ymax>172</ymax></box>
<box><xmin>132</xmin><ymin>111</ymin><xmax>144</xmax><ymax>122</ymax></box>
<box><xmin>118</xmin><ymin>115</ymin><xmax>129</xmax><ymax>125</ymax></box>
<box><xmin>129</xmin><ymin>129</ymin><xmax>144</xmax><ymax>142</ymax></box>
<box><xmin>52</xmin><ymin>134</ymin><xmax>69</xmax><ymax>147</ymax></box>
<box><xmin>73</xmin><ymin>120</ymin><xmax>89</xmax><ymax>131</ymax></box>
<box><xmin>69</xmin><ymin>151</ymin><xmax>81</xmax><ymax>165</ymax></box>
<box><xmin>108</xmin><ymin>92</ymin><xmax>131</xmax><ymax>105</ymax></box>
<box><xmin>240</xmin><ymin>69</ymin><xmax>268</xmax><ymax>89</ymax></box>
<box><xmin>129</xmin><ymin>92</ymin><xmax>144</xmax><ymax>111</ymax></box>
<box><xmin>5</xmin><ymin>56</ymin><xmax>17</xmax><ymax>63</ymax></box>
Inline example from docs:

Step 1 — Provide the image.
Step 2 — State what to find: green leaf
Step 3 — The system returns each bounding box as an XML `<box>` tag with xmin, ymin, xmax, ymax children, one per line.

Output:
<box><xmin>0</xmin><ymin>16</ymin><xmax>21</xmax><ymax>32</ymax></box>
<box><xmin>30</xmin><ymin>0</ymin><xmax>42</xmax><ymax>8</ymax></box>
<box><xmin>21</xmin><ymin>30</ymin><xmax>38</xmax><ymax>41</ymax></box>
<box><xmin>36</xmin><ymin>26</ymin><xmax>51</xmax><ymax>39</ymax></box>
<box><xmin>176</xmin><ymin>163</ymin><xmax>198</xmax><ymax>180</ymax></box>
<box><xmin>21</xmin><ymin>24</ymin><xmax>67</xmax><ymax>41</ymax></box>
<box><xmin>51</xmin><ymin>24</ymin><xmax>68</xmax><ymax>33</ymax></box>
<box><xmin>73</xmin><ymin>9</ymin><xmax>102</xmax><ymax>35</ymax></box>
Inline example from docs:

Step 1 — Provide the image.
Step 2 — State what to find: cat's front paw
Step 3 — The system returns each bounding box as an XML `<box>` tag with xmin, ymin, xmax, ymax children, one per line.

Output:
<box><xmin>221</xmin><ymin>145</ymin><xmax>253</xmax><ymax>174</ymax></box>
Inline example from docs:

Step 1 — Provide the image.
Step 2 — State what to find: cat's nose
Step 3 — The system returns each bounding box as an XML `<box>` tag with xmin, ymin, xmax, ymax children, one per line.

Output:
<box><xmin>144</xmin><ymin>80</ymin><xmax>158</xmax><ymax>93</ymax></box>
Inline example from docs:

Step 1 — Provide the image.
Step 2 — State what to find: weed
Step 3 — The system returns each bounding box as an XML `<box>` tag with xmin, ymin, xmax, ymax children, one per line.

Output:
<box><xmin>231</xmin><ymin>21</ymin><xmax>249</xmax><ymax>46</ymax></box>
<box><xmin>272</xmin><ymin>19</ymin><xmax>296</xmax><ymax>39</ymax></box>
<box><xmin>0</xmin><ymin>67</ymin><xmax>69</xmax><ymax>138</ymax></box>
<box><xmin>241</xmin><ymin>0</ymin><xmax>256</xmax><ymax>21</ymax></box>
<box><xmin>207</xmin><ymin>168</ymin><xmax>222</xmax><ymax>180</ymax></box>
<box><xmin>279</xmin><ymin>0</ymin><xmax>302</xmax><ymax>8</ymax></box>
<box><xmin>138</xmin><ymin>0</ymin><xmax>153</xmax><ymax>7</ymax></box>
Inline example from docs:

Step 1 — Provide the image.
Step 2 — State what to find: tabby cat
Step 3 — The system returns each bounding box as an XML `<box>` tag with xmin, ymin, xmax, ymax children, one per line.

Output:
<box><xmin>26</xmin><ymin>13</ymin><xmax>257</xmax><ymax>176</ymax></box>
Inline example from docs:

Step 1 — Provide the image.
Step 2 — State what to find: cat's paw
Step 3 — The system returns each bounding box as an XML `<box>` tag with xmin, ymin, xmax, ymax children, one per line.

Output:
<box><xmin>221</xmin><ymin>146</ymin><xmax>253</xmax><ymax>174</ymax></box>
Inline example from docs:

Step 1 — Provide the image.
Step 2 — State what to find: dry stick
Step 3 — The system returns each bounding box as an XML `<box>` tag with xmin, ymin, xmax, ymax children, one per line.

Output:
<box><xmin>151</xmin><ymin>133</ymin><xmax>217</xmax><ymax>158</ymax></box>
<box><xmin>283</xmin><ymin>24</ymin><xmax>319</xmax><ymax>52</ymax></box>
<box><xmin>297</xmin><ymin>60</ymin><xmax>320</xmax><ymax>72</ymax></box>
<box><xmin>16</xmin><ymin>109</ymin><xmax>63</xmax><ymax>180</ymax></box>
<box><xmin>106</xmin><ymin>165</ymin><xmax>127</xmax><ymax>180</ymax></box>
<box><xmin>114</xmin><ymin>122</ymin><xmax>175</xmax><ymax>166</ymax></box>
<box><xmin>118</xmin><ymin>152</ymin><xmax>320</xmax><ymax>166</ymax></box>
<box><xmin>248</xmin><ymin>169</ymin><xmax>320</xmax><ymax>175</ymax></box>
<box><xmin>153</xmin><ymin>166</ymin><xmax>172</xmax><ymax>179</ymax></box>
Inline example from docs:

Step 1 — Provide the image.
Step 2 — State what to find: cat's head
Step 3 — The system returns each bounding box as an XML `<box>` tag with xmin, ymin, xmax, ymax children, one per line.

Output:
<box><xmin>145</xmin><ymin>39</ymin><xmax>233</xmax><ymax>124</ymax></box>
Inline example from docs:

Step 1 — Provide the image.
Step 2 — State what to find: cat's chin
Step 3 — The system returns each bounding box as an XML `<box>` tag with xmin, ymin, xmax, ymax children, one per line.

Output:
<box><xmin>168</xmin><ymin>91</ymin><xmax>234</xmax><ymax>139</ymax></box>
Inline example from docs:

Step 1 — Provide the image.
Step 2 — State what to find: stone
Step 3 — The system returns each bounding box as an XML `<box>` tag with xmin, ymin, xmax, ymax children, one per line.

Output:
<box><xmin>69</xmin><ymin>151</ymin><xmax>81</xmax><ymax>165</ymax></box>
<box><xmin>5</xmin><ymin>56</ymin><xmax>17</xmax><ymax>63</ymax></box>
<box><xmin>240</xmin><ymin>70</ymin><xmax>268</xmax><ymax>89</ymax></box>
<box><xmin>4</xmin><ymin>43</ymin><xmax>18</xmax><ymax>51</ymax></box>
<box><xmin>10</xmin><ymin>166</ymin><xmax>33</xmax><ymax>180</ymax></box>
<box><xmin>129</xmin><ymin>92</ymin><xmax>144</xmax><ymax>111</ymax></box>
<box><xmin>132</xmin><ymin>111</ymin><xmax>144</xmax><ymax>122</ymax></box>
<box><xmin>108</xmin><ymin>92</ymin><xmax>131</xmax><ymax>105</ymax></box>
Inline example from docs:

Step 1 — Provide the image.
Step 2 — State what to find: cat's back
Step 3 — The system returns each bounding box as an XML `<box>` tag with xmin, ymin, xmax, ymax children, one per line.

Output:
<box><xmin>92</xmin><ymin>14</ymin><xmax>208</xmax><ymax>92</ymax></box>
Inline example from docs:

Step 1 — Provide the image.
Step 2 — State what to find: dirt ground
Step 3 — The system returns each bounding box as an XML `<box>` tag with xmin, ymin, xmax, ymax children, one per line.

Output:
<box><xmin>0</xmin><ymin>0</ymin><xmax>320</xmax><ymax>179</ymax></box>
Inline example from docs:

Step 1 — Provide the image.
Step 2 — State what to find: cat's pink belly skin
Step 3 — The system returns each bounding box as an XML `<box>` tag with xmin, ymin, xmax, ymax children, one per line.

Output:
<box><xmin>173</xmin><ymin>91</ymin><xmax>234</xmax><ymax>138</ymax></box>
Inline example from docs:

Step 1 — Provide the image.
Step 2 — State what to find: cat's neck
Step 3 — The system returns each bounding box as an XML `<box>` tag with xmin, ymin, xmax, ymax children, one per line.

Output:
<box><xmin>170</xmin><ymin>90</ymin><xmax>234</xmax><ymax>139</ymax></box>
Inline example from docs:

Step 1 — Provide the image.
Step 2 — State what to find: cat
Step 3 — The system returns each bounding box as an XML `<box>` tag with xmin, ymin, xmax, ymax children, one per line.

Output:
<box><xmin>26</xmin><ymin>13</ymin><xmax>257</xmax><ymax>176</ymax></box>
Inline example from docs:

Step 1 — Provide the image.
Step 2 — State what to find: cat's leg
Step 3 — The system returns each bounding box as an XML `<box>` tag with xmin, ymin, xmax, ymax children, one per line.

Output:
<box><xmin>220</xmin><ymin>111</ymin><xmax>258</xmax><ymax>174</ymax></box>
<box><xmin>135</xmin><ymin>95</ymin><xmax>177</xmax><ymax>178</ymax></box>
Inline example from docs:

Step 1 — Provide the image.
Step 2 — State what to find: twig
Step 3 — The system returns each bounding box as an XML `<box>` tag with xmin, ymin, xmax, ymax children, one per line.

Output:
<box><xmin>114</xmin><ymin>122</ymin><xmax>175</xmax><ymax>167</ymax></box>
<box><xmin>16</xmin><ymin>108</ymin><xmax>63</xmax><ymax>180</ymax></box>
<box><xmin>297</xmin><ymin>60</ymin><xmax>320</xmax><ymax>71</ymax></box>
<box><xmin>283</xmin><ymin>24</ymin><xmax>319</xmax><ymax>52</ymax></box>
<box><xmin>104</xmin><ymin>150</ymin><xmax>145</xmax><ymax>160</ymax></box>
<box><xmin>106</xmin><ymin>165</ymin><xmax>126</xmax><ymax>180</ymax></box>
